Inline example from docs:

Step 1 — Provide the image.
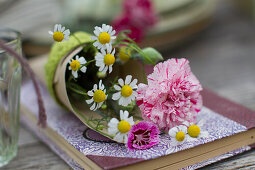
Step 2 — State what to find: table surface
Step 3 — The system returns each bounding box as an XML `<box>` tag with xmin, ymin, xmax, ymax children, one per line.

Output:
<box><xmin>2</xmin><ymin>1</ymin><xmax>255</xmax><ymax>170</ymax></box>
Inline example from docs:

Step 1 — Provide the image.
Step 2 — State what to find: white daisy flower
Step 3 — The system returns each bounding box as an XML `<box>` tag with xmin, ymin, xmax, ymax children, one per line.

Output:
<box><xmin>91</xmin><ymin>24</ymin><xmax>116</xmax><ymax>50</ymax></box>
<box><xmin>68</xmin><ymin>55</ymin><xmax>87</xmax><ymax>78</ymax></box>
<box><xmin>168</xmin><ymin>125</ymin><xmax>188</xmax><ymax>146</ymax></box>
<box><xmin>86</xmin><ymin>80</ymin><xmax>108</xmax><ymax>111</ymax></box>
<box><xmin>48</xmin><ymin>24</ymin><xmax>70</xmax><ymax>42</ymax></box>
<box><xmin>108</xmin><ymin>110</ymin><xmax>135</xmax><ymax>143</ymax></box>
<box><xmin>95</xmin><ymin>45</ymin><xmax>116</xmax><ymax>74</ymax></box>
<box><xmin>183</xmin><ymin>120</ymin><xmax>209</xmax><ymax>141</ymax></box>
<box><xmin>112</xmin><ymin>75</ymin><xmax>138</xmax><ymax>106</ymax></box>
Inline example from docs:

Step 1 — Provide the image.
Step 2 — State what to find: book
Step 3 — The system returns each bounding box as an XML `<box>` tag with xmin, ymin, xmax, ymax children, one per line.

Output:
<box><xmin>20</xmin><ymin>57</ymin><xmax>255</xmax><ymax>170</ymax></box>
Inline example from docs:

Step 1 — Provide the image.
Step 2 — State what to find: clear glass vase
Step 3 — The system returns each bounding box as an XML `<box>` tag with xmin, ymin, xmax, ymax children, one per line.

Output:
<box><xmin>0</xmin><ymin>29</ymin><xmax>22</xmax><ymax>167</ymax></box>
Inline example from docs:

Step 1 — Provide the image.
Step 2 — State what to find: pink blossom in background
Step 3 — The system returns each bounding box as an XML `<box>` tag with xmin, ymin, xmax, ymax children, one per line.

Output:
<box><xmin>112</xmin><ymin>0</ymin><xmax>157</xmax><ymax>42</ymax></box>
<box><xmin>136</xmin><ymin>59</ymin><xmax>203</xmax><ymax>131</ymax></box>
<box><xmin>127</xmin><ymin>121</ymin><xmax>160</xmax><ymax>150</ymax></box>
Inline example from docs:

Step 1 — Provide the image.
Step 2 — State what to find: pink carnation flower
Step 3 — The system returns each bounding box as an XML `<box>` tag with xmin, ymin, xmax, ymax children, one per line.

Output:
<box><xmin>127</xmin><ymin>121</ymin><xmax>160</xmax><ymax>150</ymax></box>
<box><xmin>136</xmin><ymin>58</ymin><xmax>203</xmax><ymax>131</ymax></box>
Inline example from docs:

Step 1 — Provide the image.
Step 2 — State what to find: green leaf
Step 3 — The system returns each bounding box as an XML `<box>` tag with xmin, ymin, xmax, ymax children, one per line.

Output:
<box><xmin>141</xmin><ymin>47</ymin><xmax>163</xmax><ymax>65</ymax></box>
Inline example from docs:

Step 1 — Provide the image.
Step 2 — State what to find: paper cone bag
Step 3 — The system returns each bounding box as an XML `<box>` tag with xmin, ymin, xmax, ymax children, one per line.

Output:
<box><xmin>44</xmin><ymin>32</ymin><xmax>146</xmax><ymax>141</ymax></box>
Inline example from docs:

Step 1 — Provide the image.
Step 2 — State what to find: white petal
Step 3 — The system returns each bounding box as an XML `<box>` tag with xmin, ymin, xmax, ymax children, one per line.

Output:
<box><xmin>123</xmin><ymin>110</ymin><xmax>129</xmax><ymax>120</ymax></box>
<box><xmin>61</xmin><ymin>26</ymin><xmax>65</xmax><ymax>32</ymax></box>
<box><xmin>123</xmin><ymin>135</ymin><xmax>128</xmax><ymax>144</ymax></box>
<box><xmin>179</xmin><ymin>125</ymin><xmax>187</xmax><ymax>134</ymax></box>
<box><xmin>129</xmin><ymin>79</ymin><xmax>138</xmax><ymax>88</ymax></box>
<box><xmin>48</xmin><ymin>31</ymin><xmax>53</xmax><ymax>35</ymax></box>
<box><xmin>68</xmin><ymin>66</ymin><xmax>71</xmax><ymax>70</ymax></box>
<box><xmin>80</xmin><ymin>66</ymin><xmax>87</xmax><ymax>73</ymax></box>
<box><xmin>99</xmin><ymin>65</ymin><xmax>105</xmax><ymax>72</ymax></box>
<box><xmin>97</xmin><ymin>101</ymin><xmax>104</xmax><ymax>109</ymax></box>
<box><xmin>93</xmin><ymin>84</ymin><xmax>97</xmax><ymax>91</ymax></box>
<box><xmin>93</xmin><ymin>41</ymin><xmax>100</xmax><ymax>47</ymax></box>
<box><xmin>108</xmin><ymin>118</ymin><xmax>119</xmax><ymax>127</ymax></box>
<box><xmin>72</xmin><ymin>71</ymin><xmax>78</xmax><ymax>78</ymax></box>
<box><xmin>118</xmin><ymin>78</ymin><xmax>124</xmax><ymax>86</ymax></box>
<box><xmin>102</xmin><ymin>66</ymin><xmax>108</xmax><ymax>74</ymax></box>
<box><xmin>126</xmin><ymin>116</ymin><xmax>134</xmax><ymax>125</ymax></box>
<box><xmin>95</xmin><ymin>26</ymin><xmax>103</xmax><ymax>33</ymax></box>
<box><xmin>125</xmin><ymin>75</ymin><xmax>132</xmax><ymax>85</ymax></box>
<box><xmin>108</xmin><ymin>127</ymin><xmax>118</xmax><ymax>135</ymax></box>
<box><xmin>120</xmin><ymin>110</ymin><xmax>124</xmax><ymax>120</ymax></box>
<box><xmin>99</xmin><ymin>80</ymin><xmax>103</xmax><ymax>90</ymax></box>
<box><xmin>114</xmin><ymin>85</ymin><xmax>121</xmax><ymax>91</ymax></box>
<box><xmin>108</xmin><ymin>26</ymin><xmax>113</xmax><ymax>34</ymax></box>
<box><xmin>114</xmin><ymin>133</ymin><xmax>124</xmax><ymax>143</ymax></box>
<box><xmin>78</xmin><ymin>57</ymin><xmax>86</xmax><ymax>64</ymax></box>
<box><xmin>101</xmin><ymin>49</ymin><xmax>106</xmax><ymax>56</ymax></box>
<box><xmin>54</xmin><ymin>24</ymin><xmax>58</xmax><ymax>32</ymax></box>
<box><xmin>109</xmin><ymin>65</ymin><xmax>113</xmax><ymax>73</ymax></box>
<box><xmin>182</xmin><ymin>121</ymin><xmax>190</xmax><ymax>127</ymax></box>
<box><xmin>112</xmin><ymin>92</ymin><xmax>121</xmax><ymax>100</ymax></box>
<box><xmin>93</xmin><ymin>29</ymin><xmax>100</xmax><ymax>36</ymax></box>
<box><xmin>111</xmin><ymin>48</ymin><xmax>115</xmax><ymax>55</ymax></box>
<box><xmin>95</xmin><ymin>54</ymin><xmax>104</xmax><ymax>60</ymax></box>
<box><xmin>63</xmin><ymin>36</ymin><xmax>69</xmax><ymax>41</ymax></box>
<box><xmin>88</xmin><ymin>90</ymin><xmax>94</xmax><ymax>96</ymax></box>
<box><xmin>57</xmin><ymin>24</ymin><xmax>62</xmax><ymax>31</ymax></box>
<box><xmin>111</xmin><ymin>36</ymin><xmax>116</xmax><ymax>40</ymax></box>
<box><xmin>168</xmin><ymin>127</ymin><xmax>178</xmax><ymax>137</ymax></box>
<box><xmin>105</xmin><ymin>44</ymin><xmax>111</xmax><ymax>50</ymax></box>
<box><xmin>133</xmin><ymin>91</ymin><xmax>138</xmax><ymax>97</ymax></box>
<box><xmin>91</xmin><ymin>36</ymin><xmax>98</xmax><ymax>40</ymax></box>
<box><xmin>171</xmin><ymin>139</ymin><xmax>179</xmax><ymax>146</ymax></box>
<box><xmin>106</xmin><ymin>44</ymin><xmax>111</xmax><ymax>54</ymax></box>
<box><xmin>90</xmin><ymin>102</ymin><xmax>96</xmax><ymax>110</ymax></box>
<box><xmin>86</xmin><ymin>98</ymin><xmax>94</xmax><ymax>104</ymax></box>
<box><xmin>63</xmin><ymin>29</ymin><xmax>70</xmax><ymax>36</ymax></box>
<box><xmin>96</xmin><ymin>60</ymin><xmax>104</xmax><ymax>67</ymax></box>
<box><xmin>119</xmin><ymin>97</ymin><xmax>126</xmax><ymax>106</ymax></box>
<box><xmin>110</xmin><ymin>30</ymin><xmax>116</xmax><ymax>36</ymax></box>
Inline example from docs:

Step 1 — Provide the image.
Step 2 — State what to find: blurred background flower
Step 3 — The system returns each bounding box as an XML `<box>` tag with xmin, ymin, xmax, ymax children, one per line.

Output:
<box><xmin>0</xmin><ymin>0</ymin><xmax>219</xmax><ymax>56</ymax></box>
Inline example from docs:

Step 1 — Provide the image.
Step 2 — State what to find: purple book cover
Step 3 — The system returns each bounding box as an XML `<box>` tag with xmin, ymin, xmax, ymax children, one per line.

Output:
<box><xmin>20</xmin><ymin>81</ymin><xmax>254</xmax><ymax>169</ymax></box>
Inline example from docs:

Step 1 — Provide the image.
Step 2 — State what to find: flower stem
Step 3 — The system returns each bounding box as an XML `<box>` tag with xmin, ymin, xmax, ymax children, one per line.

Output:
<box><xmin>83</xmin><ymin>59</ymin><xmax>95</xmax><ymax>67</ymax></box>
<box><xmin>68</xmin><ymin>84</ymin><xmax>88</xmax><ymax>96</ymax></box>
<box><xmin>0</xmin><ymin>41</ymin><xmax>47</xmax><ymax>127</ymax></box>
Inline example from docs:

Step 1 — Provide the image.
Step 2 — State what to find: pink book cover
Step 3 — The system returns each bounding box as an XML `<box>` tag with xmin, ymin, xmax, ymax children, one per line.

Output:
<box><xmin>20</xmin><ymin>81</ymin><xmax>255</xmax><ymax>170</ymax></box>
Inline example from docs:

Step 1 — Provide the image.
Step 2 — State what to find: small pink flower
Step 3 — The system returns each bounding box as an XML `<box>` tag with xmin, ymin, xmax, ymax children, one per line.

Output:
<box><xmin>136</xmin><ymin>58</ymin><xmax>203</xmax><ymax>131</ymax></box>
<box><xmin>127</xmin><ymin>121</ymin><xmax>160</xmax><ymax>150</ymax></box>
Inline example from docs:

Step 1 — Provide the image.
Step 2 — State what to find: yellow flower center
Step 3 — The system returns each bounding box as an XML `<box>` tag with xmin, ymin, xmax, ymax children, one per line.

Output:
<box><xmin>53</xmin><ymin>31</ymin><xmax>64</xmax><ymax>42</ymax></box>
<box><xmin>121</xmin><ymin>85</ymin><xmax>133</xmax><ymax>97</ymax></box>
<box><xmin>104</xmin><ymin>54</ymin><xmax>115</xmax><ymax>66</ymax></box>
<box><xmin>70</xmin><ymin>60</ymin><xmax>81</xmax><ymax>71</ymax></box>
<box><xmin>176</xmin><ymin>131</ymin><xmax>185</xmax><ymax>141</ymax></box>
<box><xmin>118</xmin><ymin>120</ymin><xmax>131</xmax><ymax>133</ymax></box>
<box><xmin>98</xmin><ymin>32</ymin><xmax>111</xmax><ymax>44</ymax></box>
<box><xmin>93</xmin><ymin>90</ymin><xmax>106</xmax><ymax>103</ymax></box>
<box><xmin>188</xmin><ymin>125</ymin><xmax>200</xmax><ymax>137</ymax></box>
<box><xmin>119</xmin><ymin>47</ymin><xmax>131</xmax><ymax>62</ymax></box>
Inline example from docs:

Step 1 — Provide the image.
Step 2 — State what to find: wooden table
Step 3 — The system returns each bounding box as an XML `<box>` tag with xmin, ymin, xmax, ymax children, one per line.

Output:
<box><xmin>2</xmin><ymin>1</ymin><xmax>255</xmax><ymax>170</ymax></box>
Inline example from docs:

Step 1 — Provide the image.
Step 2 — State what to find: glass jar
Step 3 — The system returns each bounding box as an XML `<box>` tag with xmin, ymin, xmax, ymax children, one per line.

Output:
<box><xmin>0</xmin><ymin>29</ymin><xmax>22</xmax><ymax>167</ymax></box>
